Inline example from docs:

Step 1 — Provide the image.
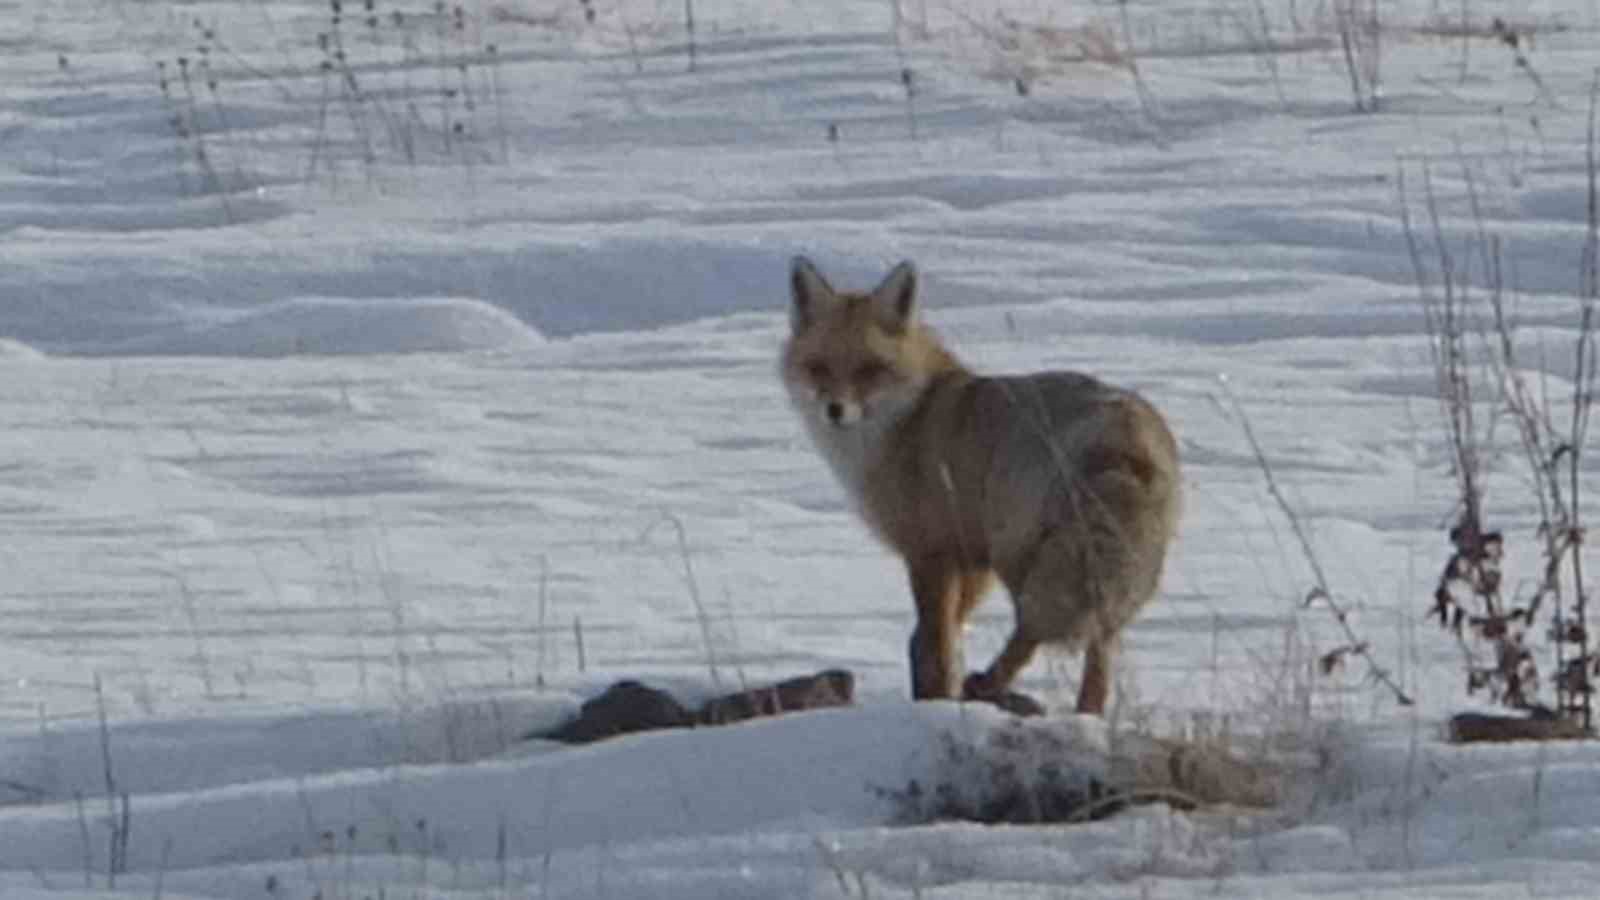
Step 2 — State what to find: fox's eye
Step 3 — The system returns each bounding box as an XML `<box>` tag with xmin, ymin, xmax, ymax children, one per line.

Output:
<box><xmin>805</xmin><ymin>361</ymin><xmax>830</xmax><ymax>381</ymax></box>
<box><xmin>853</xmin><ymin>362</ymin><xmax>888</xmax><ymax>383</ymax></box>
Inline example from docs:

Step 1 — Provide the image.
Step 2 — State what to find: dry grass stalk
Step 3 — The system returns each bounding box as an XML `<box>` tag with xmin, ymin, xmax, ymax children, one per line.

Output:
<box><xmin>1219</xmin><ymin>380</ymin><xmax>1414</xmax><ymax>707</ymax></box>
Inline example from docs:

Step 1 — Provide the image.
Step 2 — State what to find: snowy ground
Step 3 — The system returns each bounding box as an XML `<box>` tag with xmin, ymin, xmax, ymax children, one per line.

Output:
<box><xmin>4</xmin><ymin>0</ymin><xmax>1600</xmax><ymax>896</ymax></box>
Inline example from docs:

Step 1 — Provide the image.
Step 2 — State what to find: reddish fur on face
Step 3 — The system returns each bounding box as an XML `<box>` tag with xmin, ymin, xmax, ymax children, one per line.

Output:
<box><xmin>782</xmin><ymin>293</ymin><xmax>964</xmax><ymax>410</ymax></box>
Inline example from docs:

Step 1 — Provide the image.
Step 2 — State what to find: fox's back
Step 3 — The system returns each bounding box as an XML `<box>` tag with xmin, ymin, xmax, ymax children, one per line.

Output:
<box><xmin>864</xmin><ymin>370</ymin><xmax>1180</xmax><ymax>580</ymax></box>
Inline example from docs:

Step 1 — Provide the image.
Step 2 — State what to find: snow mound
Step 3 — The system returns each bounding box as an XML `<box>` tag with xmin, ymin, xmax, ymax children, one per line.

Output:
<box><xmin>0</xmin><ymin>704</ymin><xmax>992</xmax><ymax>876</ymax></box>
<box><xmin>0</xmin><ymin>338</ymin><xmax>45</xmax><ymax>359</ymax></box>
<box><xmin>104</xmin><ymin>296</ymin><xmax>547</xmax><ymax>357</ymax></box>
<box><xmin>0</xmin><ymin>694</ymin><xmax>576</xmax><ymax>805</ymax></box>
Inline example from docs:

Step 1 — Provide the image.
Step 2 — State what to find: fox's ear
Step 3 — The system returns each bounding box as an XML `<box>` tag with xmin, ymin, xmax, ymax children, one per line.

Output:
<box><xmin>789</xmin><ymin>256</ymin><xmax>837</xmax><ymax>333</ymax></box>
<box><xmin>870</xmin><ymin>260</ymin><xmax>918</xmax><ymax>332</ymax></box>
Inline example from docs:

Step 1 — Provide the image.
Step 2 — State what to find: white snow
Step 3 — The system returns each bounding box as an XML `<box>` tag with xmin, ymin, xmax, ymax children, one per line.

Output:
<box><xmin>78</xmin><ymin>296</ymin><xmax>548</xmax><ymax>357</ymax></box>
<box><xmin>4</xmin><ymin>0</ymin><xmax>1600</xmax><ymax>897</ymax></box>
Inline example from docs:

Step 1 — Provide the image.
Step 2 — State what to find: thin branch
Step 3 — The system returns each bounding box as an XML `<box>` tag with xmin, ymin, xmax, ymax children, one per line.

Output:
<box><xmin>1218</xmin><ymin>377</ymin><xmax>1414</xmax><ymax>706</ymax></box>
<box><xmin>642</xmin><ymin>512</ymin><xmax>721</xmax><ymax>688</ymax></box>
<box><xmin>1568</xmin><ymin>68</ymin><xmax>1600</xmax><ymax>730</ymax></box>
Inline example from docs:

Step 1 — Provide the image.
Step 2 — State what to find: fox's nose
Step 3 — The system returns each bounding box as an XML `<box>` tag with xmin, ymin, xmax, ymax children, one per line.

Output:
<box><xmin>826</xmin><ymin>401</ymin><xmax>845</xmax><ymax>424</ymax></box>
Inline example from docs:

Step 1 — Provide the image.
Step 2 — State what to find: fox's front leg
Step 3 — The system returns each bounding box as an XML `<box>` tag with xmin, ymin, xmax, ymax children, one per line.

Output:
<box><xmin>906</xmin><ymin>557</ymin><xmax>964</xmax><ymax>699</ymax></box>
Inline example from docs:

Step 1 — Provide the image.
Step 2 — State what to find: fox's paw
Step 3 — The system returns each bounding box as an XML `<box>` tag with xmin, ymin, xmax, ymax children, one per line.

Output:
<box><xmin>962</xmin><ymin>672</ymin><xmax>1045</xmax><ymax>717</ymax></box>
<box><xmin>961</xmin><ymin>670</ymin><xmax>999</xmax><ymax>700</ymax></box>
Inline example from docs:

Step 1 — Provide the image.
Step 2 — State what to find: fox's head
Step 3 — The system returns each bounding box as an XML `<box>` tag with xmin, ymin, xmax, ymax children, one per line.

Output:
<box><xmin>781</xmin><ymin>256</ymin><xmax>956</xmax><ymax>430</ymax></box>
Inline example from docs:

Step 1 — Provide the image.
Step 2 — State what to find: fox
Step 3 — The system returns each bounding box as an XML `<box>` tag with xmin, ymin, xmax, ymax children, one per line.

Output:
<box><xmin>781</xmin><ymin>257</ymin><xmax>1181</xmax><ymax>714</ymax></box>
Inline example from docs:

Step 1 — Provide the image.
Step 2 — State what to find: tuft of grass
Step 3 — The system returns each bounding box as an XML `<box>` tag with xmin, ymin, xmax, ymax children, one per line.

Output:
<box><xmin>877</xmin><ymin>714</ymin><xmax>1283</xmax><ymax>827</ymax></box>
<box><xmin>159</xmin><ymin>0</ymin><xmax>509</xmax><ymax>205</ymax></box>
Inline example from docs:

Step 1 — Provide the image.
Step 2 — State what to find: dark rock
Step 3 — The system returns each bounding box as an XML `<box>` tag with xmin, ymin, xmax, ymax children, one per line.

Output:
<box><xmin>697</xmin><ymin>669</ymin><xmax>855</xmax><ymax>725</ymax></box>
<box><xmin>1448</xmin><ymin>711</ymin><xmax>1588</xmax><ymax>743</ymax></box>
<box><xmin>537</xmin><ymin>680</ymin><xmax>694</xmax><ymax>744</ymax></box>
<box><xmin>534</xmin><ymin>670</ymin><xmax>859</xmax><ymax>745</ymax></box>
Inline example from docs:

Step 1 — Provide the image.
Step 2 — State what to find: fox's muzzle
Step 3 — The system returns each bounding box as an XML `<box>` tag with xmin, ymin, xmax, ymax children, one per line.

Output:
<box><xmin>820</xmin><ymin>398</ymin><xmax>863</xmax><ymax>427</ymax></box>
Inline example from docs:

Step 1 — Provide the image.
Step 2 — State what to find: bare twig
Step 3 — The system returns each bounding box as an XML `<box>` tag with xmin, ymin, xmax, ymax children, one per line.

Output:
<box><xmin>573</xmin><ymin>615</ymin><xmax>587</xmax><ymax>673</ymax></box>
<box><xmin>900</xmin><ymin>66</ymin><xmax>919</xmax><ymax>141</ymax></box>
<box><xmin>643</xmin><ymin>513</ymin><xmax>721</xmax><ymax>687</ymax></box>
<box><xmin>1491</xmin><ymin>18</ymin><xmax>1560</xmax><ymax>108</ymax></box>
<box><xmin>0</xmin><ymin>778</ymin><xmax>46</xmax><ymax>802</ymax></box>
<box><xmin>113</xmin><ymin>793</ymin><xmax>130</xmax><ymax>881</ymax></box>
<box><xmin>684</xmin><ymin>0</ymin><xmax>697</xmax><ymax>72</ymax></box>
<box><xmin>74</xmin><ymin>792</ymin><xmax>93</xmax><ymax>889</ymax></box>
<box><xmin>1336</xmin><ymin>2</ymin><xmax>1367</xmax><ymax>111</ymax></box>
<box><xmin>1116</xmin><ymin>0</ymin><xmax>1165</xmax><ymax>144</ymax></box>
<box><xmin>1218</xmin><ymin>378</ymin><xmax>1414</xmax><ymax>706</ymax></box>
<box><xmin>93</xmin><ymin>676</ymin><xmax>128</xmax><ymax>884</ymax></box>
<box><xmin>1334</xmin><ymin>0</ymin><xmax>1381</xmax><ymax>112</ymax></box>
<box><xmin>153</xmin><ymin>837</ymin><xmax>173</xmax><ymax>900</ymax></box>
<box><xmin>1243</xmin><ymin>0</ymin><xmax>1289</xmax><ymax>110</ymax></box>
<box><xmin>536</xmin><ymin>553</ymin><xmax>550</xmax><ymax>689</ymax></box>
<box><xmin>1566</xmin><ymin>69</ymin><xmax>1600</xmax><ymax>730</ymax></box>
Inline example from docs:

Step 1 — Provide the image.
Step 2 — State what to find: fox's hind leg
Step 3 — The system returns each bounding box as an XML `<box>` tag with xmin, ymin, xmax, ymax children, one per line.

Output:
<box><xmin>963</xmin><ymin>626</ymin><xmax>1116</xmax><ymax>715</ymax></box>
<box><xmin>968</xmin><ymin>634</ymin><xmax>1113</xmax><ymax>713</ymax></box>
<box><xmin>962</xmin><ymin>628</ymin><xmax>1040</xmax><ymax>701</ymax></box>
<box><xmin>1075</xmin><ymin>639</ymin><xmax>1115</xmax><ymax>714</ymax></box>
